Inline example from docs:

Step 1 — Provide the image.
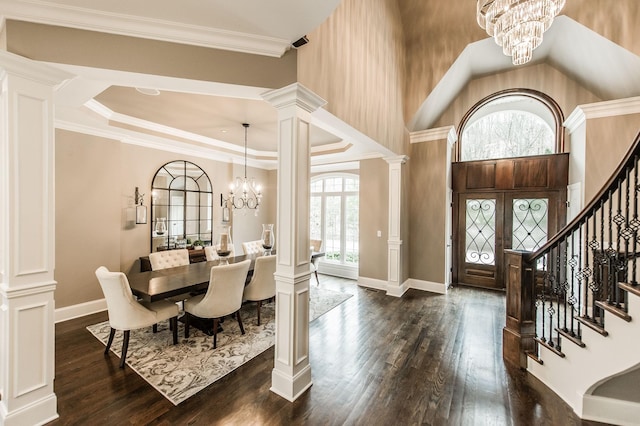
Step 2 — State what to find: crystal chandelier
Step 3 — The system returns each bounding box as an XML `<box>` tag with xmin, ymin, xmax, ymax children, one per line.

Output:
<box><xmin>227</xmin><ymin>123</ymin><xmax>262</xmax><ymax>212</ymax></box>
<box><xmin>477</xmin><ymin>0</ymin><xmax>565</xmax><ymax>65</ymax></box>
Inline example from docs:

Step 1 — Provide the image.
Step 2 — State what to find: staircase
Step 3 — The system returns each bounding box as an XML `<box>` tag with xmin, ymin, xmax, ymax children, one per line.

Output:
<box><xmin>503</xmin><ymin>132</ymin><xmax>640</xmax><ymax>426</ymax></box>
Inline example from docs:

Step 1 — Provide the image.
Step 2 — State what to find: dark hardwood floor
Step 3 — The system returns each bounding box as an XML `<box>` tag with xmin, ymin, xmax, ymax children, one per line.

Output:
<box><xmin>50</xmin><ymin>276</ymin><xmax>606</xmax><ymax>425</ymax></box>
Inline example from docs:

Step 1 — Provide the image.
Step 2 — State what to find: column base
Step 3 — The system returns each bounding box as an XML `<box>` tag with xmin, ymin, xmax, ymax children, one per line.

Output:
<box><xmin>0</xmin><ymin>393</ymin><xmax>58</xmax><ymax>426</ymax></box>
<box><xmin>270</xmin><ymin>365</ymin><xmax>312</xmax><ymax>402</ymax></box>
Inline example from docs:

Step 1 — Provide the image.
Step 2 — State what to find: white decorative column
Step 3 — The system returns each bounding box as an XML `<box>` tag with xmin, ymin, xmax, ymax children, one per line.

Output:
<box><xmin>385</xmin><ymin>155</ymin><xmax>409</xmax><ymax>296</ymax></box>
<box><xmin>0</xmin><ymin>51</ymin><xmax>70</xmax><ymax>425</ymax></box>
<box><xmin>262</xmin><ymin>83</ymin><xmax>326</xmax><ymax>401</ymax></box>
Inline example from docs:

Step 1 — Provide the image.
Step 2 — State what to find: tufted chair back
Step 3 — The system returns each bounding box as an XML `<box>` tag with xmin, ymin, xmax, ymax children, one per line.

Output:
<box><xmin>148</xmin><ymin>249</ymin><xmax>190</xmax><ymax>270</ymax></box>
<box><xmin>242</xmin><ymin>240</ymin><xmax>263</xmax><ymax>255</ymax></box>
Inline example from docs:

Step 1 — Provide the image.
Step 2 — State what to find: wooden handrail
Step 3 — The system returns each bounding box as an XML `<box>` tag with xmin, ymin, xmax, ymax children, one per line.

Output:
<box><xmin>525</xmin><ymin>131</ymin><xmax>640</xmax><ymax>263</ymax></box>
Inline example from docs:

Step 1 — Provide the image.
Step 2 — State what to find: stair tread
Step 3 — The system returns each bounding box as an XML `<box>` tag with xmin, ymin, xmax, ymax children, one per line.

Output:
<box><xmin>595</xmin><ymin>300</ymin><xmax>632</xmax><ymax>322</ymax></box>
<box><xmin>526</xmin><ymin>351</ymin><xmax>543</xmax><ymax>365</ymax></box>
<box><xmin>576</xmin><ymin>316</ymin><xmax>609</xmax><ymax>336</ymax></box>
<box><xmin>535</xmin><ymin>337</ymin><xmax>565</xmax><ymax>358</ymax></box>
<box><xmin>619</xmin><ymin>282</ymin><xmax>640</xmax><ymax>298</ymax></box>
<box><xmin>555</xmin><ymin>327</ymin><xmax>586</xmax><ymax>348</ymax></box>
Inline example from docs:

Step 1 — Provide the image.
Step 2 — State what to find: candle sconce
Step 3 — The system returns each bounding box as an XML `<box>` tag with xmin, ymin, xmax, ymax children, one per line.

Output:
<box><xmin>135</xmin><ymin>187</ymin><xmax>147</xmax><ymax>224</ymax></box>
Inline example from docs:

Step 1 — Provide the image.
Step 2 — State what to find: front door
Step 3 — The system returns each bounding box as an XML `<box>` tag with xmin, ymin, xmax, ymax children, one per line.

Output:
<box><xmin>456</xmin><ymin>191</ymin><xmax>561</xmax><ymax>290</ymax></box>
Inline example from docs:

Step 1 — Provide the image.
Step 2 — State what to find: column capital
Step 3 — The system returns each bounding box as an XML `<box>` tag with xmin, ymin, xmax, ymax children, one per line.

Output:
<box><xmin>0</xmin><ymin>50</ymin><xmax>73</xmax><ymax>86</ymax></box>
<box><xmin>262</xmin><ymin>83</ymin><xmax>327</xmax><ymax>113</ymax></box>
<box><xmin>384</xmin><ymin>155</ymin><xmax>409</xmax><ymax>165</ymax></box>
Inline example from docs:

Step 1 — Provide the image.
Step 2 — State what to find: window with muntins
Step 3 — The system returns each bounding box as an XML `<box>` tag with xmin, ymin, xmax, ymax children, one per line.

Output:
<box><xmin>310</xmin><ymin>174</ymin><xmax>359</xmax><ymax>266</ymax></box>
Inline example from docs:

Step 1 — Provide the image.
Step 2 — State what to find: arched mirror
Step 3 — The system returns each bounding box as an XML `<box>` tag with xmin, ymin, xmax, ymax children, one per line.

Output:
<box><xmin>150</xmin><ymin>160</ymin><xmax>213</xmax><ymax>252</ymax></box>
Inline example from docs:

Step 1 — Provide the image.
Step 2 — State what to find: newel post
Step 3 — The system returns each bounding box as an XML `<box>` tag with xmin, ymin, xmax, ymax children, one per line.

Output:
<box><xmin>503</xmin><ymin>249</ymin><xmax>536</xmax><ymax>369</ymax></box>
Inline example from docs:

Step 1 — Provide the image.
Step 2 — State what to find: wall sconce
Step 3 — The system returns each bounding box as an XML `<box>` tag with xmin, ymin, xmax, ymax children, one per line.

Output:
<box><xmin>135</xmin><ymin>187</ymin><xmax>147</xmax><ymax>224</ymax></box>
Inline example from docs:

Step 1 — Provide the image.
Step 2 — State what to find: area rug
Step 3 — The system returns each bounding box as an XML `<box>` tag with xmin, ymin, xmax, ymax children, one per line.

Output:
<box><xmin>86</xmin><ymin>285</ymin><xmax>352</xmax><ymax>405</ymax></box>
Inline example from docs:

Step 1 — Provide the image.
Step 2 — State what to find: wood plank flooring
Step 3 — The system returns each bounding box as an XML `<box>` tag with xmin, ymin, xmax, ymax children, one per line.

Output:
<box><xmin>49</xmin><ymin>277</ymin><xmax>605</xmax><ymax>425</ymax></box>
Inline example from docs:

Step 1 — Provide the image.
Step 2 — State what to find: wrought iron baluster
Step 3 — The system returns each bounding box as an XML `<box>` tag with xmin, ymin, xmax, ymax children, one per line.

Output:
<box><xmin>569</xmin><ymin>231</ymin><xmax>577</xmax><ymax>336</ymax></box>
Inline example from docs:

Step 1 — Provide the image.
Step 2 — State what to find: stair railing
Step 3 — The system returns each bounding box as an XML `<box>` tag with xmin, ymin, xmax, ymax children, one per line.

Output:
<box><xmin>503</xmin><ymin>131</ymin><xmax>640</xmax><ymax>367</ymax></box>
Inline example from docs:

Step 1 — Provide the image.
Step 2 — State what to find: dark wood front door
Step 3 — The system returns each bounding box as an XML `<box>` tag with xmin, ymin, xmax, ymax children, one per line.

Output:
<box><xmin>452</xmin><ymin>154</ymin><xmax>568</xmax><ymax>290</ymax></box>
<box><xmin>456</xmin><ymin>191</ymin><xmax>561</xmax><ymax>290</ymax></box>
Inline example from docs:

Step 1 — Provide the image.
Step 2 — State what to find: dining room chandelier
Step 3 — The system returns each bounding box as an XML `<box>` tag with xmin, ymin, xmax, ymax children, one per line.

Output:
<box><xmin>476</xmin><ymin>0</ymin><xmax>565</xmax><ymax>65</ymax></box>
<box><xmin>227</xmin><ymin>123</ymin><xmax>262</xmax><ymax>211</ymax></box>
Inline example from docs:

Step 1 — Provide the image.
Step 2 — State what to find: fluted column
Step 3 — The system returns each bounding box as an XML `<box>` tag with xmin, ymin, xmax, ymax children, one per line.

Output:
<box><xmin>0</xmin><ymin>51</ymin><xmax>71</xmax><ymax>425</ymax></box>
<box><xmin>262</xmin><ymin>83</ymin><xmax>327</xmax><ymax>401</ymax></box>
<box><xmin>385</xmin><ymin>155</ymin><xmax>409</xmax><ymax>296</ymax></box>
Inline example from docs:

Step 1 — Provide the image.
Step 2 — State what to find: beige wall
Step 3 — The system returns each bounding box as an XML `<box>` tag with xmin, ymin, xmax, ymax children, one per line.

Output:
<box><xmin>297</xmin><ymin>0</ymin><xmax>408</xmax><ymax>155</ymax></box>
<box><xmin>55</xmin><ymin>130</ymin><xmax>276</xmax><ymax>308</ymax></box>
<box><xmin>6</xmin><ymin>20</ymin><xmax>297</xmax><ymax>90</ymax></box>
<box><xmin>584</xmin><ymin>114</ymin><xmax>640</xmax><ymax>202</ymax></box>
<box><xmin>409</xmin><ymin>139</ymin><xmax>448</xmax><ymax>284</ymax></box>
<box><xmin>434</xmin><ymin>63</ymin><xmax>601</xmax><ymax>132</ymax></box>
<box><xmin>359</xmin><ymin>159</ymin><xmax>389</xmax><ymax>281</ymax></box>
<box><xmin>55</xmin><ymin>130</ymin><xmax>122</xmax><ymax>308</ymax></box>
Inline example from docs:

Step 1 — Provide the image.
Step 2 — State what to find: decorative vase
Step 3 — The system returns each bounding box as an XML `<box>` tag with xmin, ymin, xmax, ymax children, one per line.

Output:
<box><xmin>216</xmin><ymin>225</ymin><xmax>233</xmax><ymax>262</ymax></box>
<box><xmin>155</xmin><ymin>217</ymin><xmax>167</xmax><ymax>235</ymax></box>
<box><xmin>261</xmin><ymin>224</ymin><xmax>275</xmax><ymax>255</ymax></box>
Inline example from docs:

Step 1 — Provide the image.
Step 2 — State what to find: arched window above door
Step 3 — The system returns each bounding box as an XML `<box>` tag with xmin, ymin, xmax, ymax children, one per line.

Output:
<box><xmin>457</xmin><ymin>89</ymin><xmax>564</xmax><ymax>162</ymax></box>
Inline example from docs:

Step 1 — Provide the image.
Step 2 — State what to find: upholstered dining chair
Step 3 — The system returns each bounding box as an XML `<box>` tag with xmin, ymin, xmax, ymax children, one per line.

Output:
<box><xmin>204</xmin><ymin>245</ymin><xmax>235</xmax><ymax>261</ymax></box>
<box><xmin>148</xmin><ymin>248</ymin><xmax>191</xmax><ymax>309</ymax></box>
<box><xmin>184</xmin><ymin>259</ymin><xmax>251</xmax><ymax>349</ymax></box>
<box><xmin>148</xmin><ymin>248</ymin><xmax>190</xmax><ymax>270</ymax></box>
<box><xmin>310</xmin><ymin>239</ymin><xmax>323</xmax><ymax>285</ymax></box>
<box><xmin>243</xmin><ymin>255</ymin><xmax>277</xmax><ymax>325</ymax></box>
<box><xmin>95</xmin><ymin>266</ymin><xmax>179</xmax><ymax>368</ymax></box>
<box><xmin>242</xmin><ymin>240</ymin><xmax>263</xmax><ymax>255</ymax></box>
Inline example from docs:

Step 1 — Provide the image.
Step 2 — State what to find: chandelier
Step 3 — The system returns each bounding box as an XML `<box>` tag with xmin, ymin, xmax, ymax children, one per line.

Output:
<box><xmin>477</xmin><ymin>0</ymin><xmax>565</xmax><ymax>65</ymax></box>
<box><xmin>227</xmin><ymin>123</ymin><xmax>262</xmax><ymax>212</ymax></box>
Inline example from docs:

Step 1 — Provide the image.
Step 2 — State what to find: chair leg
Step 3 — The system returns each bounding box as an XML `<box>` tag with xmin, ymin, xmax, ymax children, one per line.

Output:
<box><xmin>171</xmin><ymin>317</ymin><xmax>178</xmax><ymax>345</ymax></box>
<box><xmin>315</xmin><ymin>270</ymin><xmax>320</xmax><ymax>286</ymax></box>
<box><xmin>256</xmin><ymin>300</ymin><xmax>262</xmax><ymax>326</ymax></box>
<box><xmin>120</xmin><ymin>330</ymin><xmax>130</xmax><ymax>368</ymax></box>
<box><xmin>184</xmin><ymin>313</ymin><xmax>191</xmax><ymax>338</ymax></box>
<box><xmin>105</xmin><ymin>327</ymin><xmax>116</xmax><ymax>354</ymax></box>
<box><xmin>236</xmin><ymin>310</ymin><xmax>245</xmax><ymax>335</ymax></box>
<box><xmin>212</xmin><ymin>318</ymin><xmax>219</xmax><ymax>349</ymax></box>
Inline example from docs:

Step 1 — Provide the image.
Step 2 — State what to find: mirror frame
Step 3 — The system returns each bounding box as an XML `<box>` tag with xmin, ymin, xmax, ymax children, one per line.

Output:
<box><xmin>150</xmin><ymin>160</ymin><xmax>213</xmax><ymax>252</ymax></box>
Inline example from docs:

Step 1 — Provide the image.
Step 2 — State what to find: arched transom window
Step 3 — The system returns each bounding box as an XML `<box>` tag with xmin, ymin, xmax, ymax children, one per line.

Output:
<box><xmin>458</xmin><ymin>89</ymin><xmax>564</xmax><ymax>162</ymax></box>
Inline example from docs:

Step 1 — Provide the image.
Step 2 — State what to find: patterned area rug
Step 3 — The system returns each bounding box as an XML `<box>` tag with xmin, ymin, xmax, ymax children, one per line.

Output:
<box><xmin>87</xmin><ymin>285</ymin><xmax>352</xmax><ymax>405</ymax></box>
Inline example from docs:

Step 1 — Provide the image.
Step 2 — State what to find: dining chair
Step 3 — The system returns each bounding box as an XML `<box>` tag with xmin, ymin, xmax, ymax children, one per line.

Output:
<box><xmin>148</xmin><ymin>248</ymin><xmax>192</xmax><ymax>309</ymax></box>
<box><xmin>310</xmin><ymin>239</ymin><xmax>323</xmax><ymax>285</ymax></box>
<box><xmin>204</xmin><ymin>245</ymin><xmax>235</xmax><ymax>261</ymax></box>
<box><xmin>243</xmin><ymin>255</ymin><xmax>277</xmax><ymax>325</ymax></box>
<box><xmin>242</xmin><ymin>240</ymin><xmax>263</xmax><ymax>255</ymax></box>
<box><xmin>148</xmin><ymin>248</ymin><xmax>190</xmax><ymax>270</ymax></box>
<box><xmin>95</xmin><ymin>266</ymin><xmax>179</xmax><ymax>368</ymax></box>
<box><xmin>184</xmin><ymin>259</ymin><xmax>251</xmax><ymax>349</ymax></box>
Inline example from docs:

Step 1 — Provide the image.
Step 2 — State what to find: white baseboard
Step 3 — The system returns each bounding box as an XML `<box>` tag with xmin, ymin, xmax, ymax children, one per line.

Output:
<box><xmin>357</xmin><ymin>276</ymin><xmax>388</xmax><ymax>291</ymax></box>
<box><xmin>406</xmin><ymin>279</ymin><xmax>447</xmax><ymax>294</ymax></box>
<box><xmin>357</xmin><ymin>277</ymin><xmax>445</xmax><ymax>297</ymax></box>
<box><xmin>582</xmin><ymin>394</ymin><xmax>640</xmax><ymax>426</ymax></box>
<box><xmin>318</xmin><ymin>262</ymin><xmax>358</xmax><ymax>279</ymax></box>
<box><xmin>55</xmin><ymin>298</ymin><xmax>106</xmax><ymax>323</ymax></box>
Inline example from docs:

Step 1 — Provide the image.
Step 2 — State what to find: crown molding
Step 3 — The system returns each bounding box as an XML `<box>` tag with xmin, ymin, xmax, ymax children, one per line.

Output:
<box><xmin>410</xmin><ymin>126</ymin><xmax>458</xmax><ymax>144</ymax></box>
<box><xmin>1</xmin><ymin>1</ymin><xmax>291</xmax><ymax>57</ymax></box>
<box><xmin>0</xmin><ymin>49</ymin><xmax>73</xmax><ymax>86</ymax></box>
<box><xmin>262</xmin><ymin>83</ymin><xmax>327</xmax><ymax>113</ymax></box>
<box><xmin>564</xmin><ymin>96</ymin><xmax>640</xmax><ymax>133</ymax></box>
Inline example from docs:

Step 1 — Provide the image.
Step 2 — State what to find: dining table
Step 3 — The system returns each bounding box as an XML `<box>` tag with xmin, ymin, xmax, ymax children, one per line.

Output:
<box><xmin>128</xmin><ymin>251</ymin><xmax>325</xmax><ymax>303</ymax></box>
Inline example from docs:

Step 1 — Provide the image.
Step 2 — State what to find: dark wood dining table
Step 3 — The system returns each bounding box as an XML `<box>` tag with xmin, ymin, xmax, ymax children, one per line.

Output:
<box><xmin>128</xmin><ymin>251</ymin><xmax>325</xmax><ymax>303</ymax></box>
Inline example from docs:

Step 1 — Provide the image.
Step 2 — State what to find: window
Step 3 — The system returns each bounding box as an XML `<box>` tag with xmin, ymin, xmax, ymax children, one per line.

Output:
<box><xmin>310</xmin><ymin>174</ymin><xmax>359</xmax><ymax>266</ymax></box>
<box><xmin>458</xmin><ymin>90</ymin><xmax>564</xmax><ymax>162</ymax></box>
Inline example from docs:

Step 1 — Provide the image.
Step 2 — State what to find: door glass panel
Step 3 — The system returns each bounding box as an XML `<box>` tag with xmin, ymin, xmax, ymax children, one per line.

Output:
<box><xmin>465</xmin><ymin>199</ymin><xmax>496</xmax><ymax>265</ymax></box>
<box><xmin>512</xmin><ymin>198</ymin><xmax>549</xmax><ymax>251</ymax></box>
